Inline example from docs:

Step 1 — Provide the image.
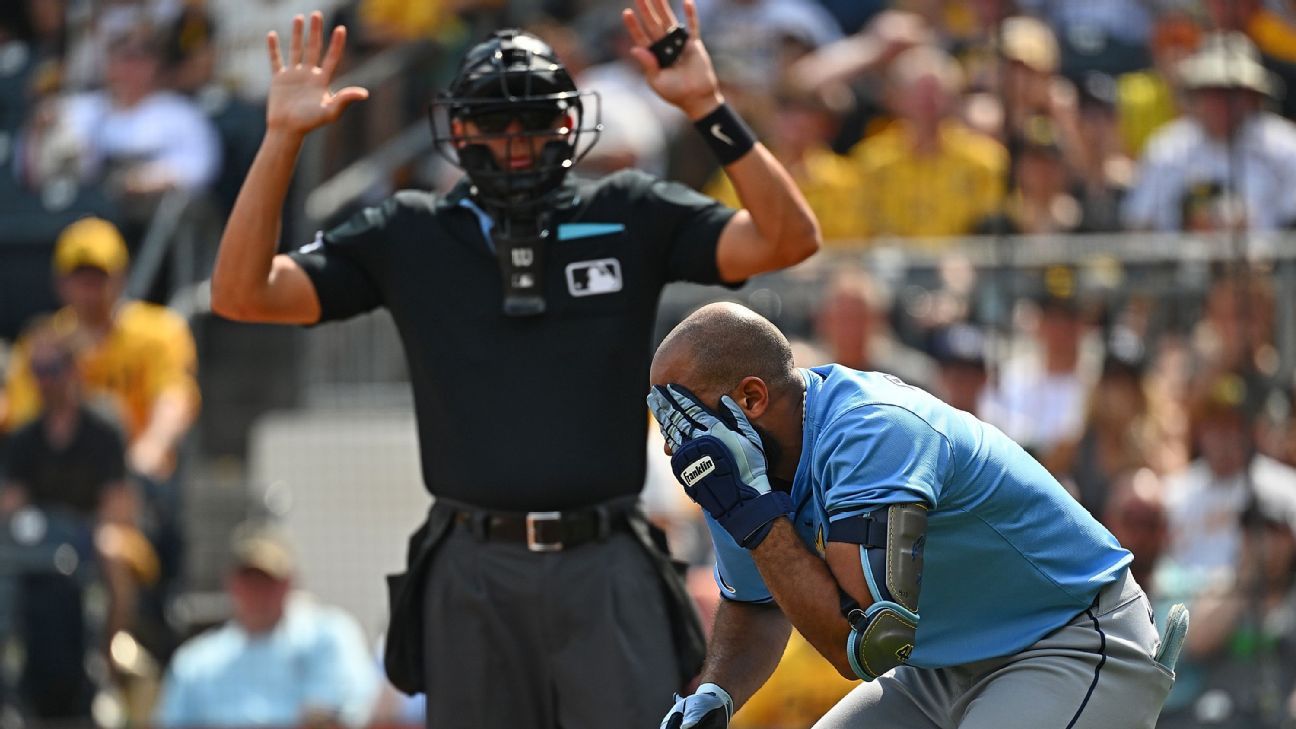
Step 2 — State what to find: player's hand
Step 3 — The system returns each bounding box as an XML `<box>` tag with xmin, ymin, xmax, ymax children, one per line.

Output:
<box><xmin>648</xmin><ymin>385</ymin><xmax>792</xmax><ymax>548</ymax></box>
<box><xmin>660</xmin><ymin>683</ymin><xmax>732</xmax><ymax>728</ymax></box>
<box><xmin>622</xmin><ymin>0</ymin><xmax>724</xmax><ymax>120</ymax></box>
<box><xmin>265</xmin><ymin>11</ymin><xmax>368</xmax><ymax>135</ymax></box>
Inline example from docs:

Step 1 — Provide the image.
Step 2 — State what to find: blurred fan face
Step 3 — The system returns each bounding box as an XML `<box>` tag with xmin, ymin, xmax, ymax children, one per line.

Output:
<box><xmin>1198</xmin><ymin>412</ymin><xmax>1252</xmax><ymax>477</ymax></box>
<box><xmin>106</xmin><ymin>42</ymin><xmax>161</xmax><ymax>104</ymax></box>
<box><xmin>1091</xmin><ymin>373</ymin><xmax>1146</xmax><ymax>428</ymax></box>
<box><xmin>1016</xmin><ymin>149</ymin><xmax>1067</xmax><ymax>196</ymax></box>
<box><xmin>1105</xmin><ymin>495</ymin><xmax>1167</xmax><ymax>567</ymax></box>
<box><xmin>56</xmin><ymin>267</ymin><xmax>120</xmax><ymax>323</ymax></box>
<box><xmin>228</xmin><ymin>567</ymin><xmax>290</xmax><ymax>634</ymax></box>
<box><xmin>1193</xmin><ymin>87</ymin><xmax>1262</xmax><ymax>138</ymax></box>
<box><xmin>1038</xmin><ymin>307</ymin><xmax>1082</xmax><ymax>354</ymax></box>
<box><xmin>28</xmin><ymin>340</ymin><xmax>76</xmax><ymax>404</ymax></box>
<box><xmin>937</xmin><ymin>363</ymin><xmax>986</xmax><ymax>415</ymax></box>
<box><xmin>772</xmin><ymin>104</ymin><xmax>834</xmax><ymax>154</ymax></box>
<box><xmin>893</xmin><ymin>73</ymin><xmax>952</xmax><ymax>126</ymax></box>
<box><xmin>815</xmin><ymin>292</ymin><xmax>877</xmax><ymax>363</ymax></box>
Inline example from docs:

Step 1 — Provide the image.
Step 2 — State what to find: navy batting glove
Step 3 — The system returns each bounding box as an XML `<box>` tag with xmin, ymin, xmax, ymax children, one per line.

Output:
<box><xmin>648</xmin><ymin>385</ymin><xmax>792</xmax><ymax>548</ymax></box>
<box><xmin>661</xmin><ymin>683</ymin><xmax>732</xmax><ymax>729</ymax></box>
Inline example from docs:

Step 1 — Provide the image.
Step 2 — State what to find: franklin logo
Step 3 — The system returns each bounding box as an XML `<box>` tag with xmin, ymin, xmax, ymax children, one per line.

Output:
<box><xmin>680</xmin><ymin>455</ymin><xmax>716</xmax><ymax>487</ymax></box>
<box><xmin>565</xmin><ymin>258</ymin><xmax>623</xmax><ymax>297</ymax></box>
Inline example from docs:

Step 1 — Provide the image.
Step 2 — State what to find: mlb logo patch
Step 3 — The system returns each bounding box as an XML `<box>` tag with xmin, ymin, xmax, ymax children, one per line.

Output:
<box><xmin>565</xmin><ymin>258</ymin><xmax>623</xmax><ymax>297</ymax></box>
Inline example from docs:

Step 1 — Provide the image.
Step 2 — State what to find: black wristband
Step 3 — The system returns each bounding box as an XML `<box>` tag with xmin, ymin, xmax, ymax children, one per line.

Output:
<box><xmin>693</xmin><ymin>103</ymin><xmax>757</xmax><ymax>166</ymax></box>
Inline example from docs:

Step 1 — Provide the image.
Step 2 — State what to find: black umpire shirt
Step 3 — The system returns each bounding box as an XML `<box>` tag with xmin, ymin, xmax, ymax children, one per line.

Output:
<box><xmin>289</xmin><ymin>169</ymin><xmax>737</xmax><ymax>510</ymax></box>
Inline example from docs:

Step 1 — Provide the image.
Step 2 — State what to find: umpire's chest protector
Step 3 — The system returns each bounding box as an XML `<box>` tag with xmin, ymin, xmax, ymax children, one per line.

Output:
<box><xmin>294</xmin><ymin>169</ymin><xmax>736</xmax><ymax>505</ymax></box>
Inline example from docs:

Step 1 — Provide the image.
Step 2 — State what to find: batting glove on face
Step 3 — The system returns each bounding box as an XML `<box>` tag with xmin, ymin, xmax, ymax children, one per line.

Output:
<box><xmin>648</xmin><ymin>385</ymin><xmax>792</xmax><ymax>548</ymax></box>
<box><xmin>661</xmin><ymin>683</ymin><xmax>732</xmax><ymax>729</ymax></box>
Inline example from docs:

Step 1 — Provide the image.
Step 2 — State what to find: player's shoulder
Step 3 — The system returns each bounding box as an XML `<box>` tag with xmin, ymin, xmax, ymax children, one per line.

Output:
<box><xmin>574</xmin><ymin>168</ymin><xmax>659</xmax><ymax>199</ymax></box>
<box><xmin>322</xmin><ymin>189</ymin><xmax>439</xmax><ymax>244</ymax></box>
<box><xmin>571</xmin><ymin>168</ymin><xmax>717</xmax><ymax>214</ymax></box>
<box><xmin>810</xmin><ymin>366</ymin><xmax>946</xmax><ymax>439</ymax></box>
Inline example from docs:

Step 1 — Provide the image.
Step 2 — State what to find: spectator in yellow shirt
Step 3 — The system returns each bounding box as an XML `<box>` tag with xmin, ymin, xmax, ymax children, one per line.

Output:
<box><xmin>849</xmin><ymin>46</ymin><xmax>1007</xmax><ymax>240</ymax></box>
<box><xmin>1</xmin><ymin>218</ymin><xmax>199</xmax><ymax>483</ymax></box>
<box><xmin>705</xmin><ymin>85</ymin><xmax>867</xmax><ymax>246</ymax></box>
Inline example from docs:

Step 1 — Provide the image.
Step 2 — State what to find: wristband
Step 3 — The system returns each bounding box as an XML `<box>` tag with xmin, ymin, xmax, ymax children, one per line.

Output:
<box><xmin>693</xmin><ymin>104</ymin><xmax>757</xmax><ymax>166</ymax></box>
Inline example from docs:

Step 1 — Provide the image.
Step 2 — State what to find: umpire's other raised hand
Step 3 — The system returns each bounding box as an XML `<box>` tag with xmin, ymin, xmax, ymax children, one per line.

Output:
<box><xmin>265</xmin><ymin>11</ymin><xmax>369</xmax><ymax>136</ymax></box>
<box><xmin>622</xmin><ymin>0</ymin><xmax>724</xmax><ymax>120</ymax></box>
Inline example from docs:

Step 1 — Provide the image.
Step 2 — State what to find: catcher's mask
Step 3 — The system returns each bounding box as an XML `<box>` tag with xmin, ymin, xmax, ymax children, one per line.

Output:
<box><xmin>429</xmin><ymin>29</ymin><xmax>601</xmax><ymax>215</ymax></box>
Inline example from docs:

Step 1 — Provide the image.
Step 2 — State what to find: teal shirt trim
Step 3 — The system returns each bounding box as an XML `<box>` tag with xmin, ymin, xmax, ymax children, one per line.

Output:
<box><xmin>558</xmin><ymin>222</ymin><xmax>626</xmax><ymax>240</ymax></box>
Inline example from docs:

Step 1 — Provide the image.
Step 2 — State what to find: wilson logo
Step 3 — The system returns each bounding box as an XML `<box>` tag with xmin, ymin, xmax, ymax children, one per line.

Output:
<box><xmin>680</xmin><ymin>456</ymin><xmax>716</xmax><ymax>487</ymax></box>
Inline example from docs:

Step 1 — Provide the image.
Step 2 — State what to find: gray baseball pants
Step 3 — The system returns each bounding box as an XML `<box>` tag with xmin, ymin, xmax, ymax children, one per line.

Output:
<box><xmin>814</xmin><ymin>569</ymin><xmax>1175</xmax><ymax>729</ymax></box>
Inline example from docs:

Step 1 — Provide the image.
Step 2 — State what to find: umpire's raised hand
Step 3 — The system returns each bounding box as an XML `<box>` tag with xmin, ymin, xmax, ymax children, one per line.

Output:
<box><xmin>622</xmin><ymin>0</ymin><xmax>724</xmax><ymax>120</ymax></box>
<box><xmin>265</xmin><ymin>11</ymin><xmax>369</xmax><ymax>135</ymax></box>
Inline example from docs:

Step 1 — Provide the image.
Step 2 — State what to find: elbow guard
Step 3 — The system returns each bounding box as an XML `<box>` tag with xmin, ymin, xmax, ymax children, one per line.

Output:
<box><xmin>830</xmin><ymin>503</ymin><xmax>927</xmax><ymax>680</ymax></box>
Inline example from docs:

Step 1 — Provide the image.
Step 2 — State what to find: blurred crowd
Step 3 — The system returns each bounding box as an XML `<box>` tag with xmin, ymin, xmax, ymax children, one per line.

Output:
<box><xmin>0</xmin><ymin>0</ymin><xmax>1295</xmax><ymax>728</ymax></box>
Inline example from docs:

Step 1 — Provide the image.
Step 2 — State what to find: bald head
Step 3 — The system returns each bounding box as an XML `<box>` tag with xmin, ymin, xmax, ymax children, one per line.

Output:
<box><xmin>651</xmin><ymin>302</ymin><xmax>798</xmax><ymax>402</ymax></box>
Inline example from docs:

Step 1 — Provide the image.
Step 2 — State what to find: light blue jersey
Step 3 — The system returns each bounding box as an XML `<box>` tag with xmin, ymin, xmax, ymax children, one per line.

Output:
<box><xmin>708</xmin><ymin>365</ymin><xmax>1131</xmax><ymax>668</ymax></box>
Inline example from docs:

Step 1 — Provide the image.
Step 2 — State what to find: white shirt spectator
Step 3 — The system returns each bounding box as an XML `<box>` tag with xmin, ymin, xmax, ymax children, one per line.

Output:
<box><xmin>155</xmin><ymin>593</ymin><xmax>380</xmax><ymax>728</ymax></box>
<box><xmin>576</xmin><ymin>63</ymin><xmax>670</xmax><ymax>176</ymax></box>
<box><xmin>1122</xmin><ymin>112</ymin><xmax>1296</xmax><ymax>232</ymax></box>
<box><xmin>978</xmin><ymin>368</ymin><xmax>1088</xmax><ymax>454</ymax></box>
<box><xmin>62</xmin><ymin>90</ymin><xmax>221</xmax><ymax>192</ymax></box>
<box><xmin>206</xmin><ymin>0</ymin><xmax>347</xmax><ymax>101</ymax></box>
<box><xmin>580</xmin><ymin>59</ymin><xmax>683</xmax><ymax>137</ymax></box>
<box><xmin>1163</xmin><ymin>454</ymin><xmax>1296</xmax><ymax>580</ymax></box>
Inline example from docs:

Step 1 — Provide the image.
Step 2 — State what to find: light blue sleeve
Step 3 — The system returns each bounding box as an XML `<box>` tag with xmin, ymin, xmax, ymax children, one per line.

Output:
<box><xmin>301</xmin><ymin>608</ymin><xmax>382</xmax><ymax>727</ymax></box>
<box><xmin>704</xmin><ymin>512</ymin><xmax>774</xmax><ymax>603</ymax></box>
<box><xmin>817</xmin><ymin>404</ymin><xmax>946</xmax><ymax>521</ymax></box>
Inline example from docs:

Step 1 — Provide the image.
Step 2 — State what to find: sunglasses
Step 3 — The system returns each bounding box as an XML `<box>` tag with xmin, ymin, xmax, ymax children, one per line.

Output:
<box><xmin>468</xmin><ymin>107</ymin><xmax>565</xmax><ymax>134</ymax></box>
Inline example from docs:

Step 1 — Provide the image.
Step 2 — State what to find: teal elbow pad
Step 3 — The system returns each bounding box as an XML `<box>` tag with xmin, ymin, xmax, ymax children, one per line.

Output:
<box><xmin>845</xmin><ymin>600</ymin><xmax>920</xmax><ymax>681</ymax></box>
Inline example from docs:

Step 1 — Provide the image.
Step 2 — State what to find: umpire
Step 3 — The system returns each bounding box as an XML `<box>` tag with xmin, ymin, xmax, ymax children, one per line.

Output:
<box><xmin>209</xmin><ymin>0</ymin><xmax>821</xmax><ymax>726</ymax></box>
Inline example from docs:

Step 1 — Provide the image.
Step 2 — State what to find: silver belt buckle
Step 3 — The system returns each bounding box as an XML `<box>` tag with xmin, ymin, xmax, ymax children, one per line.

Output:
<box><xmin>526</xmin><ymin>511</ymin><xmax>563</xmax><ymax>552</ymax></box>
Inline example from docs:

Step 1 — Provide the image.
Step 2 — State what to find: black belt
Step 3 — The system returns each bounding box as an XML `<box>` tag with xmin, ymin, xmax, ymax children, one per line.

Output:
<box><xmin>446</xmin><ymin>502</ymin><xmax>630</xmax><ymax>552</ymax></box>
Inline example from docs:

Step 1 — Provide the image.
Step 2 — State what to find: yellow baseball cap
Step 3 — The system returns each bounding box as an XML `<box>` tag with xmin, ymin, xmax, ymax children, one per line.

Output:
<box><xmin>52</xmin><ymin>218</ymin><xmax>129</xmax><ymax>275</ymax></box>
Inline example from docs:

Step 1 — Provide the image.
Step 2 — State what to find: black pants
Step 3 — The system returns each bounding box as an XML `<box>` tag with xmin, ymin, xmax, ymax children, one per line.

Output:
<box><xmin>420</xmin><ymin>522</ymin><xmax>680</xmax><ymax>728</ymax></box>
<box><xmin>18</xmin><ymin>574</ymin><xmax>94</xmax><ymax>720</ymax></box>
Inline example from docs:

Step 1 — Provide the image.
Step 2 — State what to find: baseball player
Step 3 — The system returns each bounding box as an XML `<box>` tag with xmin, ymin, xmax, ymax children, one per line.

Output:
<box><xmin>209</xmin><ymin>2</ymin><xmax>820</xmax><ymax>727</ymax></box>
<box><xmin>647</xmin><ymin>303</ymin><xmax>1186</xmax><ymax>729</ymax></box>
